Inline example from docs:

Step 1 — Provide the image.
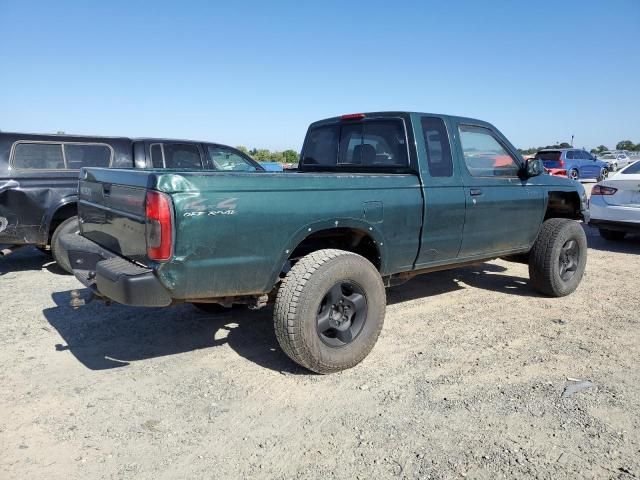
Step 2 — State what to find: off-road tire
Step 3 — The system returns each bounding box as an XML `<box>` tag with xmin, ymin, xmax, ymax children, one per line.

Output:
<box><xmin>51</xmin><ymin>216</ymin><xmax>79</xmax><ymax>274</ymax></box>
<box><xmin>599</xmin><ymin>228</ymin><xmax>626</xmax><ymax>241</ymax></box>
<box><xmin>529</xmin><ymin>218</ymin><xmax>587</xmax><ymax>297</ymax></box>
<box><xmin>274</xmin><ymin>249</ymin><xmax>386</xmax><ymax>374</ymax></box>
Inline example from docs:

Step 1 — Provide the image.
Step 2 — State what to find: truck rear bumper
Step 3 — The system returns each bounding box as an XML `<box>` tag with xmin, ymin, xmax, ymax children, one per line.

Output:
<box><xmin>60</xmin><ymin>234</ymin><xmax>172</xmax><ymax>307</ymax></box>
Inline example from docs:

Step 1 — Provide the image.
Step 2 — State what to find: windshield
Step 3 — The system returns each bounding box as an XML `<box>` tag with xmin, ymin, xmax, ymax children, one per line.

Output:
<box><xmin>601</xmin><ymin>154</ymin><xmax>616</xmax><ymax>159</ymax></box>
<box><xmin>207</xmin><ymin>146</ymin><xmax>258</xmax><ymax>171</ymax></box>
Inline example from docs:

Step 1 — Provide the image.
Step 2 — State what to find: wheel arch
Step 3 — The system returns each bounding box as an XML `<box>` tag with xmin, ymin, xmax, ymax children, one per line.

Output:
<box><xmin>544</xmin><ymin>190</ymin><xmax>583</xmax><ymax>221</ymax></box>
<box><xmin>266</xmin><ymin>220</ymin><xmax>387</xmax><ymax>291</ymax></box>
<box><xmin>44</xmin><ymin>197</ymin><xmax>78</xmax><ymax>243</ymax></box>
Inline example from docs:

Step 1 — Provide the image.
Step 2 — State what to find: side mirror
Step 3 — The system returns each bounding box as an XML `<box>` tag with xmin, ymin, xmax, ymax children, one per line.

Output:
<box><xmin>524</xmin><ymin>158</ymin><xmax>544</xmax><ymax>178</ymax></box>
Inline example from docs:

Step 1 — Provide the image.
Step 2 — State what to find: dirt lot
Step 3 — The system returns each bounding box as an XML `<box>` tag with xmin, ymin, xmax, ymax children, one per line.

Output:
<box><xmin>1</xmin><ymin>225</ymin><xmax>639</xmax><ymax>479</ymax></box>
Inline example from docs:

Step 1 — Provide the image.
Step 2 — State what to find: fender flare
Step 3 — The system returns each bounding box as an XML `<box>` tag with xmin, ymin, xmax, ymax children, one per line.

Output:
<box><xmin>264</xmin><ymin>217</ymin><xmax>389</xmax><ymax>291</ymax></box>
<box><xmin>43</xmin><ymin>194</ymin><xmax>78</xmax><ymax>236</ymax></box>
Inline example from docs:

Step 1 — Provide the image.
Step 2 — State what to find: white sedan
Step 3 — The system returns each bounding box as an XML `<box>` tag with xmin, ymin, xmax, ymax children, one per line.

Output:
<box><xmin>589</xmin><ymin>160</ymin><xmax>640</xmax><ymax>240</ymax></box>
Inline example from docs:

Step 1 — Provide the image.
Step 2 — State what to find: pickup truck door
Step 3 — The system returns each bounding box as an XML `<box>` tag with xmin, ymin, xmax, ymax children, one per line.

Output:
<box><xmin>413</xmin><ymin>115</ymin><xmax>466</xmax><ymax>266</ymax></box>
<box><xmin>453</xmin><ymin>122</ymin><xmax>544</xmax><ymax>258</ymax></box>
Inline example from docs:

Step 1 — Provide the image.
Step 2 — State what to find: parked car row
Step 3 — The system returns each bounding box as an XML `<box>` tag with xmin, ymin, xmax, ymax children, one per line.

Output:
<box><xmin>534</xmin><ymin>148</ymin><xmax>609</xmax><ymax>181</ymax></box>
<box><xmin>0</xmin><ymin>132</ymin><xmax>263</xmax><ymax>271</ymax></box>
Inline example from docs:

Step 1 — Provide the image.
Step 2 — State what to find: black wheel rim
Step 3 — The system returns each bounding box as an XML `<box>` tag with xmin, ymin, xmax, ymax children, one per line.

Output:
<box><xmin>570</xmin><ymin>170</ymin><xmax>578</xmax><ymax>180</ymax></box>
<box><xmin>316</xmin><ymin>281</ymin><xmax>368</xmax><ymax>348</ymax></box>
<box><xmin>559</xmin><ymin>239</ymin><xmax>580</xmax><ymax>281</ymax></box>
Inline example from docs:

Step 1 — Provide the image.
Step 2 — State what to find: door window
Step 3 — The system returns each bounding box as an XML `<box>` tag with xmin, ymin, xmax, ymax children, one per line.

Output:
<box><xmin>458</xmin><ymin>125</ymin><xmax>519</xmax><ymax>177</ymax></box>
<box><xmin>150</xmin><ymin>143</ymin><xmax>203</xmax><ymax>169</ymax></box>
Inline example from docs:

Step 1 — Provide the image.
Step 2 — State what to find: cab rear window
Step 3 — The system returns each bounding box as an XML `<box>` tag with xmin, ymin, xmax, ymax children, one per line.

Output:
<box><xmin>534</xmin><ymin>151</ymin><xmax>561</xmax><ymax>161</ymax></box>
<box><xmin>301</xmin><ymin>119</ymin><xmax>408</xmax><ymax>169</ymax></box>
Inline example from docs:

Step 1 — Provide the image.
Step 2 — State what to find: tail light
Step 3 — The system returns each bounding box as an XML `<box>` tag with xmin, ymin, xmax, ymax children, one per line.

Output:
<box><xmin>145</xmin><ymin>191</ymin><xmax>173</xmax><ymax>261</ymax></box>
<box><xmin>558</xmin><ymin>157</ymin><xmax>565</xmax><ymax>168</ymax></box>
<box><xmin>591</xmin><ymin>185</ymin><xmax>617</xmax><ymax>196</ymax></box>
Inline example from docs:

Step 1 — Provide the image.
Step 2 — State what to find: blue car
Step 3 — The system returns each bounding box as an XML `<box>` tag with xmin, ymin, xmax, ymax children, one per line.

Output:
<box><xmin>534</xmin><ymin>148</ymin><xmax>609</xmax><ymax>181</ymax></box>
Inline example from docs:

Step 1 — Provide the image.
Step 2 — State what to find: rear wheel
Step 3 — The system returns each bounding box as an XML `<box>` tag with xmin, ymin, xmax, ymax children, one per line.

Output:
<box><xmin>597</xmin><ymin>168</ymin><xmax>608</xmax><ymax>182</ymax></box>
<box><xmin>274</xmin><ymin>249</ymin><xmax>386</xmax><ymax>374</ymax></box>
<box><xmin>569</xmin><ymin>168</ymin><xmax>579</xmax><ymax>181</ymax></box>
<box><xmin>599</xmin><ymin>228</ymin><xmax>626</xmax><ymax>241</ymax></box>
<box><xmin>51</xmin><ymin>216</ymin><xmax>79</xmax><ymax>274</ymax></box>
<box><xmin>529</xmin><ymin>218</ymin><xmax>587</xmax><ymax>297</ymax></box>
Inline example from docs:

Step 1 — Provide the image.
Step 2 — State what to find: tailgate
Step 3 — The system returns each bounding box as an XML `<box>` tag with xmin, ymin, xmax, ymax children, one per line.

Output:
<box><xmin>78</xmin><ymin>168</ymin><xmax>153</xmax><ymax>263</ymax></box>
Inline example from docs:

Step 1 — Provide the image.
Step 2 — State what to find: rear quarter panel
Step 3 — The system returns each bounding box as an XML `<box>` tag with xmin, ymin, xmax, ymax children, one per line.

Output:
<box><xmin>153</xmin><ymin>172</ymin><xmax>423</xmax><ymax>299</ymax></box>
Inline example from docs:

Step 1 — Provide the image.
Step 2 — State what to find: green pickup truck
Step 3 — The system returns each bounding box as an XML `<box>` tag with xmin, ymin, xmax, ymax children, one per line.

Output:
<box><xmin>62</xmin><ymin>112</ymin><xmax>589</xmax><ymax>373</ymax></box>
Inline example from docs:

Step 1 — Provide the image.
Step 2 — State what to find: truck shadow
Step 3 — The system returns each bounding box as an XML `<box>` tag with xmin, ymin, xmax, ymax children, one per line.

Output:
<box><xmin>43</xmin><ymin>291</ymin><xmax>303</xmax><ymax>373</ymax></box>
<box><xmin>388</xmin><ymin>262</ymin><xmax>539</xmax><ymax>304</ymax></box>
<box><xmin>43</xmin><ymin>262</ymin><xmax>538</xmax><ymax>373</ymax></box>
<box><xmin>0</xmin><ymin>246</ymin><xmax>69</xmax><ymax>276</ymax></box>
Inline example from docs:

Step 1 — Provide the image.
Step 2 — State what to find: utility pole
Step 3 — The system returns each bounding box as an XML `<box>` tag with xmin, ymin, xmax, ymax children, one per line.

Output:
<box><xmin>571</xmin><ymin>135</ymin><xmax>574</xmax><ymax>147</ymax></box>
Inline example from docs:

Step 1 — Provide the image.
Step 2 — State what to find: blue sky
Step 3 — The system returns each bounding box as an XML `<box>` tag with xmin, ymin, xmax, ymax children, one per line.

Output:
<box><xmin>1</xmin><ymin>0</ymin><xmax>638</xmax><ymax>151</ymax></box>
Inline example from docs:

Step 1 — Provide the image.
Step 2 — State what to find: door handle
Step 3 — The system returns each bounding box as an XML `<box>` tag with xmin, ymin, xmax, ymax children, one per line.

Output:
<box><xmin>469</xmin><ymin>188</ymin><xmax>483</xmax><ymax>196</ymax></box>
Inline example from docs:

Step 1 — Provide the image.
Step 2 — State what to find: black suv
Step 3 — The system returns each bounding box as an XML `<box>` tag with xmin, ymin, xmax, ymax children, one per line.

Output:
<box><xmin>0</xmin><ymin>132</ymin><xmax>263</xmax><ymax>272</ymax></box>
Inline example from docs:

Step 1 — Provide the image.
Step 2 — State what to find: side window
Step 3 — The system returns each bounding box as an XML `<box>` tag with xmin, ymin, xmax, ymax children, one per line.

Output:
<box><xmin>567</xmin><ymin>151</ymin><xmax>575</xmax><ymax>160</ymax></box>
<box><xmin>207</xmin><ymin>146</ymin><xmax>257</xmax><ymax>171</ymax></box>
<box><xmin>421</xmin><ymin>117</ymin><xmax>453</xmax><ymax>177</ymax></box>
<box><xmin>150</xmin><ymin>144</ymin><xmax>164</xmax><ymax>168</ymax></box>
<box><xmin>162</xmin><ymin>143</ymin><xmax>203</xmax><ymax>169</ymax></box>
<box><xmin>64</xmin><ymin>144</ymin><xmax>111</xmax><ymax>169</ymax></box>
<box><xmin>301</xmin><ymin>126</ymin><xmax>339</xmax><ymax>166</ymax></box>
<box><xmin>458</xmin><ymin>125</ymin><xmax>520</xmax><ymax>177</ymax></box>
<box><xmin>12</xmin><ymin>143</ymin><xmax>64</xmax><ymax>170</ymax></box>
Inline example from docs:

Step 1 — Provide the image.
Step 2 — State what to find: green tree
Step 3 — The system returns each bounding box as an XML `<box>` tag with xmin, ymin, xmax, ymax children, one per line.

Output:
<box><xmin>282</xmin><ymin>149</ymin><xmax>299</xmax><ymax>163</ymax></box>
<box><xmin>235</xmin><ymin>146</ymin><xmax>249</xmax><ymax>154</ymax></box>
<box><xmin>251</xmin><ymin>149</ymin><xmax>272</xmax><ymax>162</ymax></box>
<box><xmin>616</xmin><ymin>140</ymin><xmax>636</xmax><ymax>151</ymax></box>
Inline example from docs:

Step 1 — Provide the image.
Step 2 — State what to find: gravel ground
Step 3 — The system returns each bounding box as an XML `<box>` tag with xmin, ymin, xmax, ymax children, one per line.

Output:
<box><xmin>1</xmin><ymin>225</ymin><xmax>638</xmax><ymax>479</ymax></box>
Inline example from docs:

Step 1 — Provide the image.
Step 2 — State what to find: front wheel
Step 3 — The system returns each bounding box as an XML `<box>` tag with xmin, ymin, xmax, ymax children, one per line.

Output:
<box><xmin>51</xmin><ymin>216</ymin><xmax>80</xmax><ymax>274</ymax></box>
<box><xmin>529</xmin><ymin>219</ymin><xmax>587</xmax><ymax>297</ymax></box>
<box><xmin>273</xmin><ymin>249</ymin><xmax>386</xmax><ymax>374</ymax></box>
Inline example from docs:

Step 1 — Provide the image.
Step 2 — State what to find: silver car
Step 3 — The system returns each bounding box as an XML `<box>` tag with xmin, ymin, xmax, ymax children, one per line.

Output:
<box><xmin>599</xmin><ymin>151</ymin><xmax>634</xmax><ymax>171</ymax></box>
